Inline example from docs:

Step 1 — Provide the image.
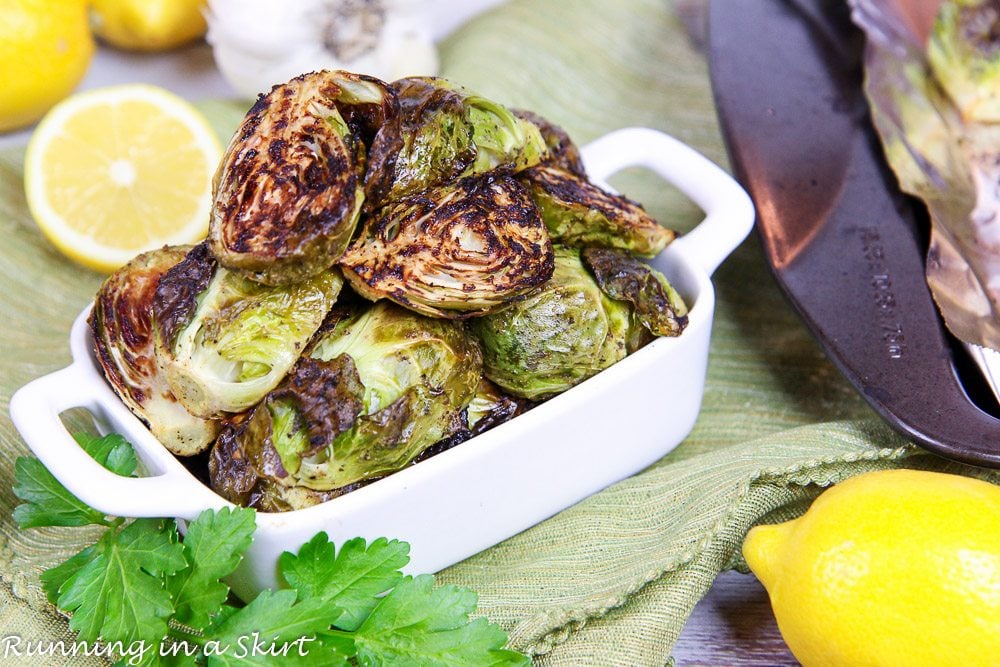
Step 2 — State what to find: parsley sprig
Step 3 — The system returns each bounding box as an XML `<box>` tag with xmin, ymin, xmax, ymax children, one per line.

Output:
<box><xmin>13</xmin><ymin>433</ymin><xmax>530</xmax><ymax>666</ymax></box>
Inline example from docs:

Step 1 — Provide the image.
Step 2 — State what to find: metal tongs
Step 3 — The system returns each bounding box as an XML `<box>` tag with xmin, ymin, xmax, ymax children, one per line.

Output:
<box><xmin>707</xmin><ymin>0</ymin><xmax>1000</xmax><ymax>467</ymax></box>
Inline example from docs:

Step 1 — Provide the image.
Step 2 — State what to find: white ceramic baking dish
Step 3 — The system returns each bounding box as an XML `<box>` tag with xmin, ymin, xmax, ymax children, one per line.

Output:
<box><xmin>10</xmin><ymin>127</ymin><xmax>754</xmax><ymax>600</ymax></box>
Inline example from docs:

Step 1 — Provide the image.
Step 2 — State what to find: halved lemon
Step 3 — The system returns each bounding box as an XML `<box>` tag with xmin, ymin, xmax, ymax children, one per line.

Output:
<box><xmin>24</xmin><ymin>84</ymin><xmax>223</xmax><ymax>273</ymax></box>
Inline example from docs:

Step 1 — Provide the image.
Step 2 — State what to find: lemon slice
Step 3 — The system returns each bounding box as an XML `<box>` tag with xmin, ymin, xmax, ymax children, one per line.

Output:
<box><xmin>24</xmin><ymin>84</ymin><xmax>223</xmax><ymax>273</ymax></box>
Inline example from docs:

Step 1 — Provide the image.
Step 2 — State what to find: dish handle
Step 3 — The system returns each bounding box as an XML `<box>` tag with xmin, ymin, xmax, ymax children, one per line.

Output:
<box><xmin>581</xmin><ymin>127</ymin><xmax>755</xmax><ymax>276</ymax></box>
<box><xmin>9</xmin><ymin>361</ymin><xmax>223</xmax><ymax>519</ymax></box>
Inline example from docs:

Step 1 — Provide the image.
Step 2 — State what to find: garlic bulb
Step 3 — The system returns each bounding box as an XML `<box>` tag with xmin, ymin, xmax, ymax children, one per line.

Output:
<box><xmin>207</xmin><ymin>0</ymin><xmax>506</xmax><ymax>98</ymax></box>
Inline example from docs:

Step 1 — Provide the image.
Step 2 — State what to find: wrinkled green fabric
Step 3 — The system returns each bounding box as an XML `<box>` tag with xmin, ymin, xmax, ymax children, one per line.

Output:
<box><xmin>1</xmin><ymin>1</ymin><xmax>997</xmax><ymax>665</ymax></box>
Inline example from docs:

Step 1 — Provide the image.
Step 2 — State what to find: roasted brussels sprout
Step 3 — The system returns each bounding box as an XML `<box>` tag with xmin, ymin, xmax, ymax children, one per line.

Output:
<box><xmin>91</xmin><ymin>247</ymin><xmax>220</xmax><ymax>456</ymax></box>
<box><xmin>341</xmin><ymin>174</ymin><xmax>555</xmax><ymax>318</ymax></box>
<box><xmin>927</xmin><ymin>0</ymin><xmax>1000</xmax><ymax>123</ymax></box>
<box><xmin>210</xmin><ymin>70</ymin><xmax>397</xmax><ymax>285</ymax></box>
<box><xmin>365</xmin><ymin>77</ymin><xmax>548</xmax><ymax>206</ymax></box>
<box><xmin>582</xmin><ymin>247</ymin><xmax>688</xmax><ymax>339</ymax></box>
<box><xmin>152</xmin><ymin>243</ymin><xmax>343</xmax><ymax>418</ymax></box>
<box><xmin>513</xmin><ymin>109</ymin><xmax>587</xmax><ymax>177</ymax></box>
<box><xmin>209</xmin><ymin>301</ymin><xmax>482</xmax><ymax>504</ymax></box>
<box><xmin>520</xmin><ymin>165</ymin><xmax>676</xmax><ymax>257</ymax></box>
<box><xmin>470</xmin><ymin>247</ymin><xmax>631</xmax><ymax>400</ymax></box>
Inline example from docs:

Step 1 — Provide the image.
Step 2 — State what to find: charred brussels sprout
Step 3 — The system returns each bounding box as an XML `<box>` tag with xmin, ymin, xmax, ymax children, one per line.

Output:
<box><xmin>152</xmin><ymin>243</ymin><xmax>343</xmax><ymax>418</ymax></box>
<box><xmin>470</xmin><ymin>247</ymin><xmax>631</xmax><ymax>400</ymax></box>
<box><xmin>209</xmin><ymin>301</ymin><xmax>482</xmax><ymax>505</ymax></box>
<box><xmin>520</xmin><ymin>165</ymin><xmax>676</xmax><ymax>257</ymax></box>
<box><xmin>365</xmin><ymin>77</ymin><xmax>548</xmax><ymax>206</ymax></box>
<box><xmin>513</xmin><ymin>109</ymin><xmax>587</xmax><ymax>177</ymax></box>
<box><xmin>341</xmin><ymin>174</ymin><xmax>555</xmax><ymax>318</ymax></box>
<box><xmin>91</xmin><ymin>247</ymin><xmax>220</xmax><ymax>456</ymax></box>
<box><xmin>210</xmin><ymin>70</ymin><xmax>396</xmax><ymax>285</ymax></box>
<box><xmin>582</xmin><ymin>247</ymin><xmax>688</xmax><ymax>340</ymax></box>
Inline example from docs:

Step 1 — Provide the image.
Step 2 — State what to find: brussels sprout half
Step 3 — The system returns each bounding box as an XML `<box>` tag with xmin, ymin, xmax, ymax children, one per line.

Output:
<box><xmin>210</xmin><ymin>71</ymin><xmax>397</xmax><ymax>285</ymax></box>
<box><xmin>512</xmin><ymin>109</ymin><xmax>587</xmax><ymax>177</ymax></box>
<box><xmin>91</xmin><ymin>247</ymin><xmax>220</xmax><ymax>456</ymax></box>
<box><xmin>470</xmin><ymin>247</ymin><xmax>632</xmax><ymax>400</ymax></box>
<box><xmin>520</xmin><ymin>165</ymin><xmax>676</xmax><ymax>258</ymax></box>
<box><xmin>152</xmin><ymin>243</ymin><xmax>343</xmax><ymax>418</ymax></box>
<box><xmin>209</xmin><ymin>301</ymin><xmax>482</xmax><ymax>501</ymax></box>
<box><xmin>365</xmin><ymin>77</ymin><xmax>548</xmax><ymax>207</ymax></box>
<box><xmin>341</xmin><ymin>174</ymin><xmax>555</xmax><ymax>318</ymax></box>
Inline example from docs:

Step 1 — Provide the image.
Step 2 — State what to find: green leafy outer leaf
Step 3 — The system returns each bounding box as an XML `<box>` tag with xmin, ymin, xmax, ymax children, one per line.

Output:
<box><xmin>353</xmin><ymin>574</ymin><xmax>529</xmax><ymax>667</ymax></box>
<box><xmin>279</xmin><ymin>534</ymin><xmax>409</xmax><ymax>631</ymax></box>
<box><xmin>169</xmin><ymin>507</ymin><xmax>256</xmax><ymax>629</ymax></box>
<box><xmin>13</xmin><ymin>433</ymin><xmax>137</xmax><ymax>528</ymax></box>
<box><xmin>58</xmin><ymin>519</ymin><xmax>186</xmax><ymax>646</ymax></box>
<box><xmin>205</xmin><ymin>589</ymin><xmax>348</xmax><ymax>667</ymax></box>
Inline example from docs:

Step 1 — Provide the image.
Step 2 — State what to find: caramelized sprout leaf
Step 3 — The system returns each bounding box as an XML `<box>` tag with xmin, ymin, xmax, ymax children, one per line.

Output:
<box><xmin>520</xmin><ymin>165</ymin><xmax>675</xmax><ymax>257</ymax></box>
<box><xmin>582</xmin><ymin>247</ymin><xmax>688</xmax><ymax>339</ymax></box>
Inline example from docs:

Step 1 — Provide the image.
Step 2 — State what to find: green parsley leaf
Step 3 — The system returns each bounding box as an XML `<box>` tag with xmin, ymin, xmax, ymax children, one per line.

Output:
<box><xmin>205</xmin><ymin>589</ymin><xmax>348</xmax><ymax>667</ymax></box>
<box><xmin>39</xmin><ymin>543</ymin><xmax>101</xmax><ymax>606</ymax></box>
<box><xmin>73</xmin><ymin>432</ymin><xmax>138</xmax><ymax>476</ymax></box>
<box><xmin>352</xmin><ymin>574</ymin><xmax>531</xmax><ymax>666</ymax></box>
<box><xmin>12</xmin><ymin>456</ymin><xmax>106</xmax><ymax>528</ymax></box>
<box><xmin>169</xmin><ymin>507</ymin><xmax>256</xmax><ymax>629</ymax></box>
<box><xmin>279</xmin><ymin>534</ymin><xmax>409</xmax><ymax>631</ymax></box>
<box><xmin>17</xmin><ymin>432</ymin><xmax>530</xmax><ymax>666</ymax></box>
<box><xmin>13</xmin><ymin>433</ymin><xmax>137</xmax><ymax>528</ymax></box>
<box><xmin>58</xmin><ymin>518</ymin><xmax>186</xmax><ymax>645</ymax></box>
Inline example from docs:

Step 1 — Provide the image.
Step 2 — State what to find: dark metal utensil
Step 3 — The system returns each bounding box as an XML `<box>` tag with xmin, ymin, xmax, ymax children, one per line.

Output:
<box><xmin>707</xmin><ymin>0</ymin><xmax>1000</xmax><ymax>467</ymax></box>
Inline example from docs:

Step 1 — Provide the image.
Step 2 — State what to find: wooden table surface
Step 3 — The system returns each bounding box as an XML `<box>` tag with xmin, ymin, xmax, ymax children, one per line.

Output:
<box><xmin>674</xmin><ymin>571</ymin><xmax>798</xmax><ymax>665</ymax></box>
<box><xmin>1</xmin><ymin>41</ymin><xmax>800</xmax><ymax>667</ymax></box>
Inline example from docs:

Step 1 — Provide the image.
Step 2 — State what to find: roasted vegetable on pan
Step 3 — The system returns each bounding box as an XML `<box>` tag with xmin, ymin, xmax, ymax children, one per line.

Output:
<box><xmin>341</xmin><ymin>174</ymin><xmax>554</xmax><ymax>318</ymax></box>
<box><xmin>210</xmin><ymin>71</ymin><xmax>396</xmax><ymax>286</ymax></box>
<box><xmin>208</xmin><ymin>301</ymin><xmax>482</xmax><ymax>510</ymax></box>
<box><xmin>88</xmin><ymin>68</ymin><xmax>690</xmax><ymax>512</ymax></box>
<box><xmin>90</xmin><ymin>247</ymin><xmax>220</xmax><ymax>455</ymax></box>
<box><xmin>364</xmin><ymin>76</ymin><xmax>548</xmax><ymax>207</ymax></box>
<box><xmin>151</xmin><ymin>242</ymin><xmax>343</xmax><ymax>418</ymax></box>
<box><xmin>851</xmin><ymin>0</ymin><xmax>1000</xmax><ymax>350</ymax></box>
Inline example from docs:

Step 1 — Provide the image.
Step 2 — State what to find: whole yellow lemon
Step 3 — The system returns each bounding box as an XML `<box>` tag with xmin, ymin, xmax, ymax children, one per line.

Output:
<box><xmin>0</xmin><ymin>0</ymin><xmax>94</xmax><ymax>132</ymax></box>
<box><xmin>90</xmin><ymin>0</ymin><xmax>207</xmax><ymax>52</ymax></box>
<box><xmin>744</xmin><ymin>469</ymin><xmax>1000</xmax><ymax>667</ymax></box>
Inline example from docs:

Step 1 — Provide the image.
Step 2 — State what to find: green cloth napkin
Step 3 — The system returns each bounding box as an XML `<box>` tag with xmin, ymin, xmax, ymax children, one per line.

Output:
<box><xmin>1</xmin><ymin>1</ymin><xmax>997</xmax><ymax>665</ymax></box>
